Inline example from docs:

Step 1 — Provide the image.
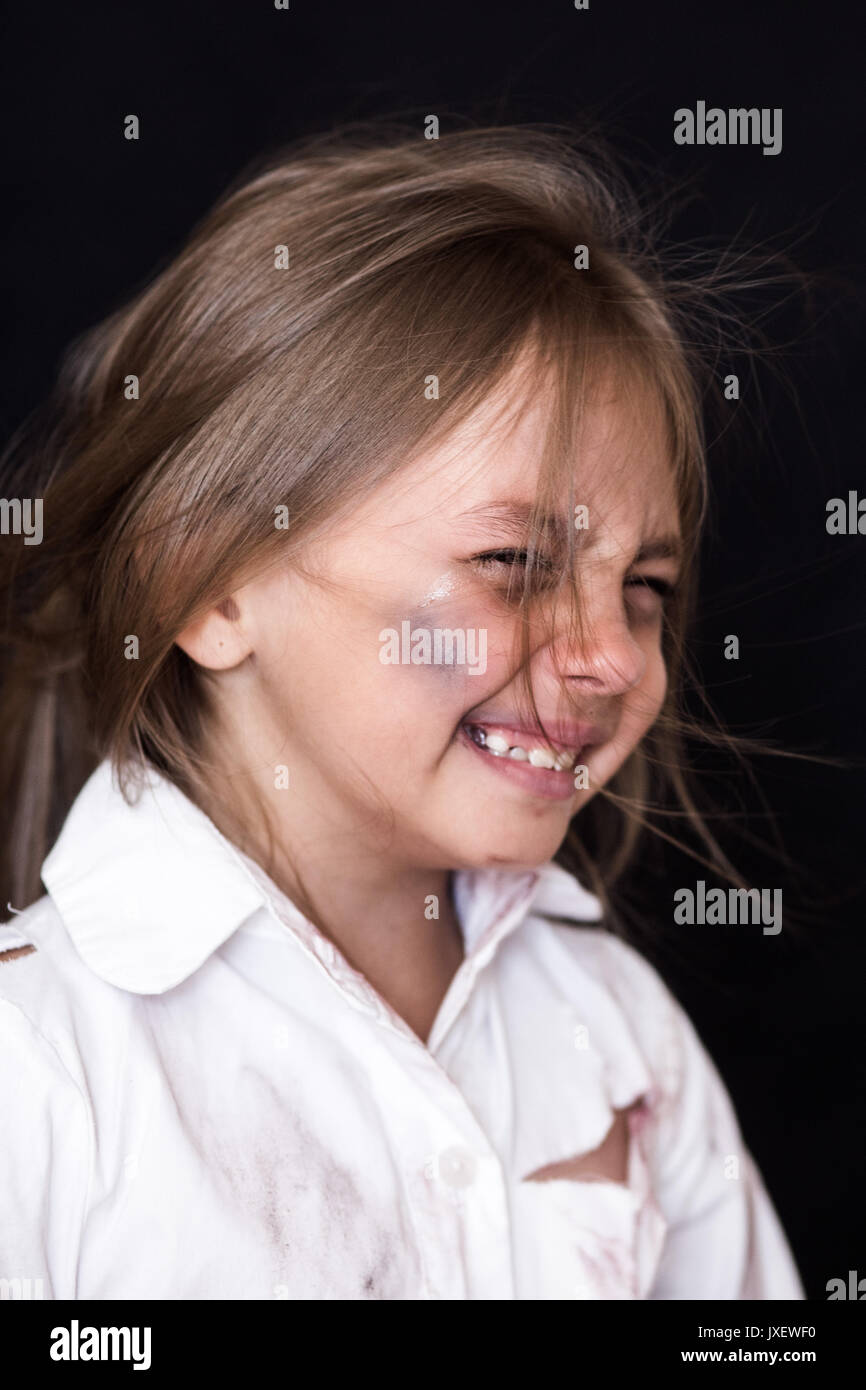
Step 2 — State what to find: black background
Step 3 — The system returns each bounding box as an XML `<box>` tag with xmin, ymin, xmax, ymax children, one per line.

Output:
<box><xmin>2</xmin><ymin>0</ymin><xmax>864</xmax><ymax>1299</ymax></box>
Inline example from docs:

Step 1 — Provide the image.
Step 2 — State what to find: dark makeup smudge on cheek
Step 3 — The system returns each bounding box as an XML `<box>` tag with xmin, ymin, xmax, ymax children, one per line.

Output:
<box><xmin>397</xmin><ymin>598</ymin><xmax>495</xmax><ymax>686</ymax></box>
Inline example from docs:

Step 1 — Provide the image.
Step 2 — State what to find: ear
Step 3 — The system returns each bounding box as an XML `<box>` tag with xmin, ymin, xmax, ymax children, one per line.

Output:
<box><xmin>175</xmin><ymin>597</ymin><xmax>252</xmax><ymax>671</ymax></box>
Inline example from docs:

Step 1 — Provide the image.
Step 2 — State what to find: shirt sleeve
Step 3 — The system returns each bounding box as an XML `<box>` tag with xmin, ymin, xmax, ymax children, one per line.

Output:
<box><xmin>0</xmin><ymin>996</ymin><xmax>91</xmax><ymax>1300</ymax></box>
<box><xmin>643</xmin><ymin>982</ymin><xmax>804</xmax><ymax>1300</ymax></box>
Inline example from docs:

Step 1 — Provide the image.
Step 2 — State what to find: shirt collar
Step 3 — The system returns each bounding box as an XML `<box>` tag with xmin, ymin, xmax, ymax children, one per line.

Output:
<box><xmin>40</xmin><ymin>759</ymin><xmax>602</xmax><ymax>997</ymax></box>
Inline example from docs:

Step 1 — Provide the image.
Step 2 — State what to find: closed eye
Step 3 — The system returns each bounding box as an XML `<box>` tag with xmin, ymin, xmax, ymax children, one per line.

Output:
<box><xmin>471</xmin><ymin>548</ymin><xmax>557</xmax><ymax>576</ymax></box>
<box><xmin>625</xmin><ymin>575</ymin><xmax>676</xmax><ymax>600</ymax></box>
<box><xmin>471</xmin><ymin>552</ymin><xmax>679</xmax><ymax>611</ymax></box>
<box><xmin>469</xmin><ymin>547</ymin><xmax>558</xmax><ymax>597</ymax></box>
<box><xmin>624</xmin><ymin>573</ymin><xmax>679</xmax><ymax>624</ymax></box>
<box><xmin>473</xmin><ymin>547</ymin><xmax>549</xmax><ymax>566</ymax></box>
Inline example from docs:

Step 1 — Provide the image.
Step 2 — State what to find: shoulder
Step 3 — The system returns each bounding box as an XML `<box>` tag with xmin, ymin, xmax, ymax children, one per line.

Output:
<box><xmin>0</xmin><ymin>900</ymin><xmax>96</xmax><ymax>1295</ymax></box>
<box><xmin>0</xmin><ymin>895</ymin><xmax>124</xmax><ymax>1096</ymax></box>
<box><xmin>539</xmin><ymin>920</ymin><xmax>683</xmax><ymax>1035</ymax></box>
<box><xmin>2</xmin><ymin>893</ymin><xmax>72</xmax><ymax>986</ymax></box>
<box><xmin>531</xmin><ymin>918</ymin><xmax>709</xmax><ymax>1109</ymax></box>
<box><xmin>549</xmin><ymin>921</ymin><xmax>674</xmax><ymax>998</ymax></box>
<box><xmin>0</xmin><ymin>899</ymin><xmax>93</xmax><ymax>1164</ymax></box>
<box><xmin>0</xmin><ymin>896</ymin><xmax>64</xmax><ymax>1012</ymax></box>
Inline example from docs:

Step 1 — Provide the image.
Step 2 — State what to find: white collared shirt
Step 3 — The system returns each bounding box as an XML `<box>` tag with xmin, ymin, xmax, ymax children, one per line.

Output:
<box><xmin>0</xmin><ymin>760</ymin><xmax>803</xmax><ymax>1300</ymax></box>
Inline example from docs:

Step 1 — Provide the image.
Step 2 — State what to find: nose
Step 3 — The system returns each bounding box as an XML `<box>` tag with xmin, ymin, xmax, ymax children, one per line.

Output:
<box><xmin>544</xmin><ymin>592</ymin><xmax>647</xmax><ymax>696</ymax></box>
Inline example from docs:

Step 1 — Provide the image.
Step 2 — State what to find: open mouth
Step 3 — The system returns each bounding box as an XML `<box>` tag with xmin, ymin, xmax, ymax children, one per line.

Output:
<box><xmin>462</xmin><ymin>722</ymin><xmax>582</xmax><ymax>773</ymax></box>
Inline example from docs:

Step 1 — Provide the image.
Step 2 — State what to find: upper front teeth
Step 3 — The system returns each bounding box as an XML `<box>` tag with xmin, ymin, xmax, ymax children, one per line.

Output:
<box><xmin>474</xmin><ymin>728</ymin><xmax>576</xmax><ymax>771</ymax></box>
<box><xmin>485</xmin><ymin>734</ymin><xmax>511</xmax><ymax>753</ymax></box>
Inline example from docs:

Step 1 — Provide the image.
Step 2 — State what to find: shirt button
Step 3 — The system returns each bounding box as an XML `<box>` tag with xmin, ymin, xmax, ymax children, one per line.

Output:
<box><xmin>437</xmin><ymin>1146</ymin><xmax>477</xmax><ymax>1188</ymax></box>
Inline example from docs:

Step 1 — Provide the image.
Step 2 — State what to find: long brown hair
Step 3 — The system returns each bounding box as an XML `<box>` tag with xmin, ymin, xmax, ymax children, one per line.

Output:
<box><xmin>0</xmin><ymin>121</ymin><xmax>765</xmax><ymax>919</ymax></box>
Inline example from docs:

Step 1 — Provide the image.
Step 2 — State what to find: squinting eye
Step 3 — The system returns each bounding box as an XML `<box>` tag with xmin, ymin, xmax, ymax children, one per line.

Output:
<box><xmin>471</xmin><ymin>549</ymin><xmax>558</xmax><ymax>594</ymax></box>
<box><xmin>625</xmin><ymin>575</ymin><xmax>677</xmax><ymax>609</ymax></box>
<box><xmin>472</xmin><ymin>548</ymin><xmax>556</xmax><ymax>573</ymax></box>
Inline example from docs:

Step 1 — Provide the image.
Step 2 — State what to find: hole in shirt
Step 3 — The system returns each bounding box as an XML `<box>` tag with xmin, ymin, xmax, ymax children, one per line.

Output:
<box><xmin>522</xmin><ymin>1100</ymin><xmax>645</xmax><ymax>1186</ymax></box>
<box><xmin>0</xmin><ymin>944</ymin><xmax>36</xmax><ymax>963</ymax></box>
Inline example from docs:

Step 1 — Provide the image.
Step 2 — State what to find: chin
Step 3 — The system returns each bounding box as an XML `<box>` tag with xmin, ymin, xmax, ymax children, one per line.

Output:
<box><xmin>456</xmin><ymin>830</ymin><xmax>569</xmax><ymax>872</ymax></box>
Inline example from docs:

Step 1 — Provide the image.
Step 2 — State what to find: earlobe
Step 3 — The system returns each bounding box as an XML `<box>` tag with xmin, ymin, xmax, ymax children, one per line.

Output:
<box><xmin>175</xmin><ymin>599</ymin><xmax>252</xmax><ymax>671</ymax></box>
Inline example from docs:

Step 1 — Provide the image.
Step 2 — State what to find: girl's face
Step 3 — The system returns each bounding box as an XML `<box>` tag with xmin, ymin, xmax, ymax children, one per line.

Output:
<box><xmin>194</xmin><ymin>369</ymin><xmax>682</xmax><ymax>873</ymax></box>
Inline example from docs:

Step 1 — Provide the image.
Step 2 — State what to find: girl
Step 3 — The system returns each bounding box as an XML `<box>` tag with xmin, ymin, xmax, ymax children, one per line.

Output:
<box><xmin>0</xmin><ymin>125</ymin><xmax>803</xmax><ymax>1300</ymax></box>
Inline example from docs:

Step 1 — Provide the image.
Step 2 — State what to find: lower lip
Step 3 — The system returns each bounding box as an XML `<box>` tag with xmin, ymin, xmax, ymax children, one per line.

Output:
<box><xmin>457</xmin><ymin>724</ymin><xmax>582</xmax><ymax>803</ymax></box>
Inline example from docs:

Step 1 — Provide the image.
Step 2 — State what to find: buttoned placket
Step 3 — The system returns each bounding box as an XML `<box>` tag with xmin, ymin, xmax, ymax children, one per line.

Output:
<box><xmin>238</xmin><ymin>851</ymin><xmax>540</xmax><ymax>1299</ymax></box>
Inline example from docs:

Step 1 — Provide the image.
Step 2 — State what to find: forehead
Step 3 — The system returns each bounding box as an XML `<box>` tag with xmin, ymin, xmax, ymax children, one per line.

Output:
<box><xmin>384</xmin><ymin>358</ymin><xmax>680</xmax><ymax>541</ymax></box>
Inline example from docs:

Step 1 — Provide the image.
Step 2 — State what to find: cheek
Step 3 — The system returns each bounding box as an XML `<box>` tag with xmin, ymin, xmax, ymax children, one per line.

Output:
<box><xmin>627</xmin><ymin>643</ymin><xmax>668</xmax><ymax>736</ymax></box>
<box><xmin>376</xmin><ymin>595</ymin><xmax>515</xmax><ymax>705</ymax></box>
<box><xmin>647</xmin><ymin>639</ymin><xmax>669</xmax><ymax>708</ymax></box>
<box><xmin>585</xmin><ymin>650</ymin><xmax>668</xmax><ymax>797</ymax></box>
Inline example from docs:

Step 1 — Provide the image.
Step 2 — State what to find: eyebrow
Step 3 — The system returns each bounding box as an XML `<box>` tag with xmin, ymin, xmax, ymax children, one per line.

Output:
<box><xmin>454</xmin><ymin>501</ymin><xmax>567</xmax><ymax>542</ymax></box>
<box><xmin>455</xmin><ymin>500</ymin><xmax>683</xmax><ymax>564</ymax></box>
<box><xmin>632</xmin><ymin>536</ymin><xmax>683</xmax><ymax>564</ymax></box>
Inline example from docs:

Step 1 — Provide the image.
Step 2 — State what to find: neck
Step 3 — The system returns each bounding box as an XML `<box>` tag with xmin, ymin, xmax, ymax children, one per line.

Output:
<box><xmin>194</xmin><ymin>728</ymin><xmax>466</xmax><ymax>1043</ymax></box>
